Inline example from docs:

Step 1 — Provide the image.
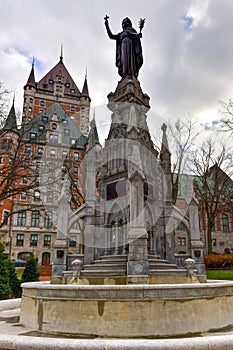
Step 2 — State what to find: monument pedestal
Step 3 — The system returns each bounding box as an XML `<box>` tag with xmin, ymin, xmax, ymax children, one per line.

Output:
<box><xmin>51</xmin><ymin>238</ymin><xmax>68</xmax><ymax>284</ymax></box>
<box><xmin>127</xmin><ymin>227</ymin><xmax>149</xmax><ymax>283</ymax></box>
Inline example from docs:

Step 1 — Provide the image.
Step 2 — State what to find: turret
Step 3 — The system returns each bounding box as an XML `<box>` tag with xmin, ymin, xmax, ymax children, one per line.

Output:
<box><xmin>80</xmin><ymin>70</ymin><xmax>91</xmax><ymax>136</ymax></box>
<box><xmin>23</xmin><ymin>61</ymin><xmax>36</xmax><ymax>124</ymax></box>
<box><xmin>3</xmin><ymin>99</ymin><xmax>18</xmax><ymax>131</ymax></box>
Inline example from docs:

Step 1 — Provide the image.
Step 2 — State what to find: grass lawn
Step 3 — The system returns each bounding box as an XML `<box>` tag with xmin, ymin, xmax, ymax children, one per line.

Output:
<box><xmin>207</xmin><ymin>269</ymin><xmax>233</xmax><ymax>280</ymax></box>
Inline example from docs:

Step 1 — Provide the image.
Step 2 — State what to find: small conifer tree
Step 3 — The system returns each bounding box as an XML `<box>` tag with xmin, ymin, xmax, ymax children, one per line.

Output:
<box><xmin>21</xmin><ymin>255</ymin><xmax>40</xmax><ymax>284</ymax></box>
<box><xmin>5</xmin><ymin>260</ymin><xmax>22</xmax><ymax>298</ymax></box>
<box><xmin>0</xmin><ymin>242</ymin><xmax>12</xmax><ymax>299</ymax></box>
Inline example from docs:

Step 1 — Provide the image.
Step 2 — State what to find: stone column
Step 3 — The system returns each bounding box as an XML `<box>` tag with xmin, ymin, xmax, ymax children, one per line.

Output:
<box><xmin>189</xmin><ymin>197</ymin><xmax>206</xmax><ymax>282</ymax></box>
<box><xmin>127</xmin><ymin>145</ymin><xmax>149</xmax><ymax>283</ymax></box>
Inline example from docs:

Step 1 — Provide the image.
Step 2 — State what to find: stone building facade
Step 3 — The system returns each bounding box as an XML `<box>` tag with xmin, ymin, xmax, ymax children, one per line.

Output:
<box><xmin>0</xmin><ymin>54</ymin><xmax>93</xmax><ymax>265</ymax></box>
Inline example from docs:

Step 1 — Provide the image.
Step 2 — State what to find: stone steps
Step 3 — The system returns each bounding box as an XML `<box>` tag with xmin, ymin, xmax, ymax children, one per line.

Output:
<box><xmin>83</xmin><ymin>263</ymin><xmax>127</xmax><ymax>271</ymax></box>
<box><xmin>149</xmin><ymin>269</ymin><xmax>187</xmax><ymax>276</ymax></box>
<box><xmin>80</xmin><ymin>254</ymin><xmax>185</xmax><ymax>279</ymax></box>
<box><xmin>81</xmin><ymin>269</ymin><xmax>126</xmax><ymax>277</ymax></box>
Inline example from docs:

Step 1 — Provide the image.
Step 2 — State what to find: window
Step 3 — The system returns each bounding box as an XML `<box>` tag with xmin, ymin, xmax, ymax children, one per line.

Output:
<box><xmin>24</xmin><ymin>146</ymin><xmax>31</xmax><ymax>154</ymax></box>
<box><xmin>29</xmin><ymin>98</ymin><xmax>33</xmax><ymax>103</ymax></box>
<box><xmin>178</xmin><ymin>237</ymin><xmax>186</xmax><ymax>246</ymax></box>
<box><xmin>58</xmin><ymin>77</ymin><xmax>62</xmax><ymax>82</ymax></box>
<box><xmin>3</xmin><ymin>211</ymin><xmax>10</xmax><ymax>225</ymax></box>
<box><xmin>52</xmin><ymin>123</ymin><xmax>57</xmax><ymax>130</ymax></box>
<box><xmin>222</xmin><ymin>214</ymin><xmax>230</xmax><ymax>233</ymax></box>
<box><xmin>37</xmin><ymin>147</ymin><xmax>44</xmax><ymax>155</ymax></box>
<box><xmin>36</xmin><ymin>161</ymin><xmax>42</xmax><ymax>169</ymax></box>
<box><xmin>17</xmin><ymin>212</ymin><xmax>26</xmax><ymax>226</ymax></box>
<box><xmin>30</xmin><ymin>234</ymin><xmax>38</xmax><ymax>247</ymax></box>
<box><xmin>30</xmin><ymin>133</ymin><xmax>36</xmax><ymax>140</ymax></box>
<box><xmin>42</xmin><ymin>116</ymin><xmax>48</xmax><ymax>124</ymax></box>
<box><xmin>21</xmin><ymin>192</ymin><xmax>27</xmax><ymax>200</ymax></box>
<box><xmin>74</xmin><ymin>152</ymin><xmax>79</xmax><ymax>160</ymax></box>
<box><xmin>73</xmin><ymin>167</ymin><xmax>78</xmax><ymax>174</ymax></box>
<box><xmin>24</xmin><ymin>161</ymin><xmax>29</xmax><ymax>169</ymax></box>
<box><xmin>62</xmin><ymin>120</ymin><xmax>68</xmax><ymax>126</ymax></box>
<box><xmin>44</xmin><ymin>235</ymin><xmax>51</xmax><ymax>247</ymax></box>
<box><xmin>62</xmin><ymin>150</ymin><xmax>68</xmax><ymax>158</ymax></box>
<box><xmin>70</xmin><ymin>106</ymin><xmax>75</xmax><ymax>112</ymax></box>
<box><xmin>71</xmin><ymin>139</ymin><xmax>76</xmax><ymax>145</ymax></box>
<box><xmin>16</xmin><ymin>234</ymin><xmax>24</xmax><ymax>246</ymax></box>
<box><xmin>49</xmin><ymin>134</ymin><xmax>58</xmax><ymax>143</ymax></box>
<box><xmin>22</xmin><ymin>176</ymin><xmax>28</xmax><ymax>184</ymax></box>
<box><xmin>49</xmin><ymin>79</ymin><xmax>54</xmax><ymax>84</ymax></box>
<box><xmin>40</xmin><ymin>100</ymin><xmax>45</xmax><ymax>106</ymax></box>
<box><xmin>34</xmin><ymin>190</ymin><xmax>41</xmax><ymax>200</ymax></box>
<box><xmin>64</xmin><ymin>129</ymin><xmax>70</xmax><ymax>136</ymax></box>
<box><xmin>56</xmin><ymin>85</ymin><xmax>62</xmax><ymax>92</ymax></box>
<box><xmin>73</xmin><ymin>180</ymin><xmax>78</xmax><ymax>188</ymax></box>
<box><xmin>38</xmin><ymin>125</ymin><xmax>44</xmax><ymax>132</ymax></box>
<box><xmin>69</xmin><ymin>236</ymin><xmax>76</xmax><ymax>247</ymax></box>
<box><xmin>71</xmin><ymin>89</ymin><xmax>75</xmax><ymax>94</ymax></box>
<box><xmin>31</xmin><ymin>211</ymin><xmax>40</xmax><ymax>227</ymax></box>
<box><xmin>50</xmin><ymin>149</ymin><xmax>56</xmax><ymax>157</ymax></box>
<box><xmin>45</xmin><ymin>212</ymin><xmax>53</xmax><ymax>228</ymax></box>
<box><xmin>177</xmin><ymin>222</ymin><xmax>185</xmax><ymax>230</ymax></box>
<box><xmin>212</xmin><ymin>239</ymin><xmax>217</xmax><ymax>247</ymax></box>
<box><xmin>29</xmin><ymin>107</ymin><xmax>32</xmax><ymax>112</ymax></box>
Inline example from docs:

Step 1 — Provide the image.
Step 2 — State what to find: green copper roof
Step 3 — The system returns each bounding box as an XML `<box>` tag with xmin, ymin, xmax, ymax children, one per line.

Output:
<box><xmin>21</xmin><ymin>102</ymin><xmax>88</xmax><ymax>149</ymax></box>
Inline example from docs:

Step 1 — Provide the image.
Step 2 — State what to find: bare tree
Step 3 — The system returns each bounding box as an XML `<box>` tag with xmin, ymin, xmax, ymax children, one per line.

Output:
<box><xmin>219</xmin><ymin>100</ymin><xmax>233</xmax><ymax>133</ymax></box>
<box><xmin>191</xmin><ymin>137</ymin><xmax>233</xmax><ymax>254</ymax></box>
<box><xmin>167</xmin><ymin>116</ymin><xmax>198</xmax><ymax>204</ymax></box>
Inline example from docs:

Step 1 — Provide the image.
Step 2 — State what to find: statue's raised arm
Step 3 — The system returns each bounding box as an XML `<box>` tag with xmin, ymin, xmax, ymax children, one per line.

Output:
<box><xmin>104</xmin><ymin>16</ymin><xmax>144</xmax><ymax>80</ymax></box>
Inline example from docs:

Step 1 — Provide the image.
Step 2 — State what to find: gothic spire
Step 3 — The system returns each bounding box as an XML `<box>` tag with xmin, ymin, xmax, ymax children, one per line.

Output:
<box><xmin>25</xmin><ymin>60</ymin><xmax>36</xmax><ymax>88</ymax></box>
<box><xmin>4</xmin><ymin>99</ymin><xmax>17</xmax><ymax>131</ymax></box>
<box><xmin>160</xmin><ymin>123</ymin><xmax>170</xmax><ymax>155</ymax></box>
<box><xmin>81</xmin><ymin>69</ymin><xmax>90</xmax><ymax>98</ymax></box>
<box><xmin>60</xmin><ymin>44</ymin><xmax>63</xmax><ymax>63</ymax></box>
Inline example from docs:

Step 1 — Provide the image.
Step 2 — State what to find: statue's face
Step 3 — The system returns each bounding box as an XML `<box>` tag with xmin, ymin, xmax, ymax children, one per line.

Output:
<box><xmin>122</xmin><ymin>18</ymin><xmax>132</xmax><ymax>30</ymax></box>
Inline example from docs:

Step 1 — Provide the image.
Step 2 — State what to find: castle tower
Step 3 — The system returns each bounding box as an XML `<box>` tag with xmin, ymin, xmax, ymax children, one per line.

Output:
<box><xmin>23</xmin><ymin>52</ymin><xmax>90</xmax><ymax>136</ymax></box>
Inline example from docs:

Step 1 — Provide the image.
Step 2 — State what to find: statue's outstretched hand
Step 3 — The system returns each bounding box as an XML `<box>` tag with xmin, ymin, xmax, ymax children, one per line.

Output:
<box><xmin>104</xmin><ymin>15</ymin><xmax>109</xmax><ymax>26</ymax></box>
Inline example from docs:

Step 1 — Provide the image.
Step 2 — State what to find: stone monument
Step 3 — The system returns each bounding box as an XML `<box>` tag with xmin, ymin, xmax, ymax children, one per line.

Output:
<box><xmin>49</xmin><ymin>15</ymin><xmax>206</xmax><ymax>284</ymax></box>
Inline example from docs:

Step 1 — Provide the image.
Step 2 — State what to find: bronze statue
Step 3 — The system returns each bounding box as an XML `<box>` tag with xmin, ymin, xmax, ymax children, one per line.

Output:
<box><xmin>104</xmin><ymin>16</ymin><xmax>145</xmax><ymax>80</ymax></box>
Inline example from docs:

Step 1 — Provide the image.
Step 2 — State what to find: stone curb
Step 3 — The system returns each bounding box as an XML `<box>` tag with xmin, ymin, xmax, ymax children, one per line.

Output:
<box><xmin>0</xmin><ymin>299</ymin><xmax>21</xmax><ymax>312</ymax></box>
<box><xmin>1</xmin><ymin>334</ymin><xmax>233</xmax><ymax>350</ymax></box>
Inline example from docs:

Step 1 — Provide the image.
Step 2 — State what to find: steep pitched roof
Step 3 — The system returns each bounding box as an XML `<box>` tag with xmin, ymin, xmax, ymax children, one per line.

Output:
<box><xmin>81</xmin><ymin>75</ymin><xmax>90</xmax><ymax>99</ymax></box>
<box><xmin>36</xmin><ymin>59</ymin><xmax>81</xmax><ymax>97</ymax></box>
<box><xmin>22</xmin><ymin>102</ymin><xmax>87</xmax><ymax>149</ymax></box>
<box><xmin>25</xmin><ymin>63</ymin><xmax>36</xmax><ymax>88</ymax></box>
<box><xmin>4</xmin><ymin>100</ymin><xmax>18</xmax><ymax>131</ymax></box>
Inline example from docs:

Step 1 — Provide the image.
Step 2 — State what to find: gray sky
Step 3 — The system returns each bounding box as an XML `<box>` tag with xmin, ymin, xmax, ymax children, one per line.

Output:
<box><xmin>1</xmin><ymin>0</ymin><xmax>233</xmax><ymax>140</ymax></box>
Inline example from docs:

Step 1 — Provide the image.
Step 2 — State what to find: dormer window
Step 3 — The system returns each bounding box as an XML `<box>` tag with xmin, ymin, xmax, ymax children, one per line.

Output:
<box><xmin>71</xmin><ymin>89</ymin><xmax>75</xmax><ymax>94</ymax></box>
<box><xmin>42</xmin><ymin>116</ymin><xmax>48</xmax><ymax>124</ymax></box>
<box><xmin>38</xmin><ymin>125</ymin><xmax>44</xmax><ymax>132</ymax></box>
<box><xmin>49</xmin><ymin>79</ymin><xmax>54</xmax><ymax>84</ymax></box>
<box><xmin>71</xmin><ymin>139</ymin><xmax>76</xmax><ymax>145</ymax></box>
<box><xmin>70</xmin><ymin>106</ymin><xmax>75</xmax><ymax>112</ymax></box>
<box><xmin>30</xmin><ymin>133</ymin><xmax>36</xmax><ymax>140</ymax></box>
<box><xmin>40</xmin><ymin>100</ymin><xmax>45</xmax><ymax>106</ymax></box>
<box><xmin>52</xmin><ymin>123</ymin><xmax>57</xmax><ymax>130</ymax></box>
<box><xmin>58</xmin><ymin>77</ymin><xmax>62</xmax><ymax>82</ymax></box>
<box><xmin>66</xmin><ymin>83</ymin><xmax>70</xmax><ymax>87</ymax></box>
<box><xmin>63</xmin><ymin>120</ymin><xmax>68</xmax><ymax>126</ymax></box>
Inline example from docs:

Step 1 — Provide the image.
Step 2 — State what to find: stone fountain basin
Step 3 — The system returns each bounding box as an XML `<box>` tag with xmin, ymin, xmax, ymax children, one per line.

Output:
<box><xmin>20</xmin><ymin>280</ymin><xmax>233</xmax><ymax>338</ymax></box>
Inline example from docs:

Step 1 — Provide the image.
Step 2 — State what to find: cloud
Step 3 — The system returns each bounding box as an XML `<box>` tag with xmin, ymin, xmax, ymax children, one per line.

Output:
<box><xmin>0</xmin><ymin>0</ymin><xmax>233</xmax><ymax>140</ymax></box>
